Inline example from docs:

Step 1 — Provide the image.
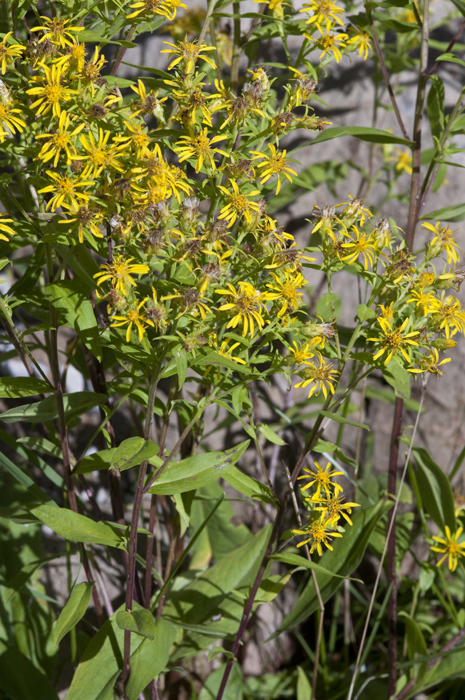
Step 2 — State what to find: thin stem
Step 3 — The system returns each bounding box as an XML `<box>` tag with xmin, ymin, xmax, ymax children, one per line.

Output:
<box><xmin>123</xmin><ymin>373</ymin><xmax>159</xmax><ymax>687</ymax></box>
<box><xmin>230</xmin><ymin>2</ymin><xmax>241</xmax><ymax>91</ymax></box>
<box><xmin>426</xmin><ymin>18</ymin><xmax>465</xmax><ymax>76</ymax></box>
<box><xmin>366</xmin><ymin>7</ymin><xmax>410</xmax><ymax>141</ymax></box>
<box><xmin>346</xmin><ymin>378</ymin><xmax>427</xmax><ymax>700</ymax></box>
<box><xmin>110</xmin><ymin>25</ymin><xmax>135</xmax><ymax>77</ymax></box>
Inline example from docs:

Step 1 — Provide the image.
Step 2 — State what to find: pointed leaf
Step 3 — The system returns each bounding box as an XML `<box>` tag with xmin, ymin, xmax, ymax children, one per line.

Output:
<box><xmin>76</xmin><ymin>437</ymin><xmax>160</xmax><ymax>474</ymax></box>
<box><xmin>1</xmin><ymin>392</ymin><xmax>107</xmax><ymax>424</ymax></box>
<box><xmin>116</xmin><ymin>608</ymin><xmax>156</xmax><ymax>640</ymax></box>
<box><xmin>0</xmin><ymin>377</ymin><xmax>52</xmax><ymax>398</ymax></box>
<box><xmin>54</xmin><ymin>582</ymin><xmax>95</xmax><ymax>644</ymax></box>
<box><xmin>413</xmin><ymin>447</ymin><xmax>456</xmax><ymax>532</ymax></box>
<box><xmin>30</xmin><ymin>506</ymin><xmax>126</xmax><ymax>548</ymax></box>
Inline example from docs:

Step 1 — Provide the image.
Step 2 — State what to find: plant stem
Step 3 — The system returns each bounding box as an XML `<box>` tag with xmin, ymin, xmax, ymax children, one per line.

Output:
<box><xmin>110</xmin><ymin>25</ymin><xmax>135</xmax><ymax>77</ymax></box>
<box><xmin>123</xmin><ymin>373</ymin><xmax>159</xmax><ymax>687</ymax></box>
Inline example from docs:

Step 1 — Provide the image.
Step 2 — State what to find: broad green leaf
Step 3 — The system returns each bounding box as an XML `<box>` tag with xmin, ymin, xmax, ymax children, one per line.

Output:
<box><xmin>269</xmin><ymin>551</ymin><xmax>363</xmax><ymax>582</ymax></box>
<box><xmin>258</xmin><ymin>422</ymin><xmax>286</xmax><ymax>445</ymax></box>
<box><xmin>147</xmin><ymin>440</ymin><xmax>250</xmax><ymax>495</ymax></box>
<box><xmin>436</xmin><ymin>51</ymin><xmax>465</xmax><ymax>68</ymax></box>
<box><xmin>116</xmin><ymin>608</ymin><xmax>155</xmax><ymax>640</ymax></box>
<box><xmin>273</xmin><ymin>501</ymin><xmax>390</xmax><ymax>635</ymax></box>
<box><xmin>311</xmin><ymin>126</ymin><xmax>414</xmax><ymax>147</ymax></box>
<box><xmin>76</xmin><ymin>437</ymin><xmax>160</xmax><ymax>474</ymax></box>
<box><xmin>399</xmin><ymin>611</ymin><xmax>428</xmax><ymax>679</ymax></box>
<box><xmin>0</xmin><ymin>391</ymin><xmax>107</xmax><ymax>424</ymax></box>
<box><xmin>17</xmin><ymin>436</ymin><xmax>62</xmax><ymax>458</ymax></box>
<box><xmin>0</xmin><ymin>642</ymin><xmax>59</xmax><ymax>700</ymax></box>
<box><xmin>0</xmin><ymin>377</ymin><xmax>52</xmax><ymax>398</ymax></box>
<box><xmin>198</xmin><ymin>662</ymin><xmax>243</xmax><ymax>700</ymax></box>
<box><xmin>356</xmin><ymin>303</ymin><xmax>376</xmax><ymax>322</ymax></box>
<box><xmin>413</xmin><ymin>447</ymin><xmax>456</xmax><ymax>532</ymax></box>
<box><xmin>44</xmin><ymin>280</ymin><xmax>102</xmax><ymax>360</ymax></box>
<box><xmin>297</xmin><ymin>667</ymin><xmax>312</xmax><ymax>700</ymax></box>
<box><xmin>223</xmin><ymin>465</ymin><xmax>275</xmax><ymax>504</ymax></box>
<box><xmin>421</xmin><ymin>202</ymin><xmax>465</xmax><ymax>222</ymax></box>
<box><xmin>29</xmin><ymin>505</ymin><xmax>126</xmax><ymax>548</ymax></box>
<box><xmin>163</xmin><ymin>524</ymin><xmax>271</xmax><ymax>625</ymax></box>
<box><xmin>125</xmin><ymin>618</ymin><xmax>177</xmax><ymax>699</ymax></box>
<box><xmin>53</xmin><ymin>582</ymin><xmax>94</xmax><ymax>644</ymax></box>
<box><xmin>0</xmin><ymin>450</ymin><xmax>56</xmax><ymax>506</ymax></box>
<box><xmin>54</xmin><ymin>244</ymin><xmax>100</xmax><ymax>292</ymax></box>
<box><xmin>383</xmin><ymin>362</ymin><xmax>411</xmax><ymax>399</ymax></box>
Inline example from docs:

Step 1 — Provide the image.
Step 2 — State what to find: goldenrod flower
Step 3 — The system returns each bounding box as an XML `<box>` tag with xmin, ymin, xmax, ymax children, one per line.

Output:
<box><xmin>161</xmin><ymin>39</ymin><xmax>216</xmax><ymax>73</ymax></box>
<box><xmin>266</xmin><ymin>271</ymin><xmax>307</xmax><ymax>317</ymax></box>
<box><xmin>423</xmin><ymin>221</ymin><xmax>463</xmax><ymax>266</ymax></box>
<box><xmin>127</xmin><ymin>0</ymin><xmax>187</xmax><ymax>21</ymax></box>
<box><xmin>309</xmin><ymin>493</ymin><xmax>360</xmax><ymax>526</ymax></box>
<box><xmin>38</xmin><ymin>171</ymin><xmax>95</xmax><ymax>211</ymax></box>
<box><xmin>250</xmin><ymin>143</ymin><xmax>297</xmax><ymax>195</ymax></box>
<box><xmin>174</xmin><ymin>128</ymin><xmax>228</xmax><ymax>172</ymax></box>
<box><xmin>30</xmin><ymin>16</ymin><xmax>84</xmax><ymax>48</ymax></box>
<box><xmin>27</xmin><ymin>62</ymin><xmax>78</xmax><ymax>118</ymax></box>
<box><xmin>300</xmin><ymin>0</ymin><xmax>345</xmax><ymax>33</ymax></box>
<box><xmin>0</xmin><ymin>33</ymin><xmax>24</xmax><ymax>74</ymax></box>
<box><xmin>79</xmin><ymin>129</ymin><xmax>127</xmax><ymax>178</ymax></box>
<box><xmin>293</xmin><ymin>519</ymin><xmax>343</xmax><ymax>555</ymax></box>
<box><xmin>216</xmin><ymin>281</ymin><xmax>277</xmax><ymax>337</ymax></box>
<box><xmin>306</xmin><ymin>31</ymin><xmax>348</xmax><ymax>62</ymax></box>
<box><xmin>408</xmin><ymin>347</ymin><xmax>451</xmax><ymax>376</ymax></box>
<box><xmin>297</xmin><ymin>460</ymin><xmax>344</xmax><ymax>498</ymax></box>
<box><xmin>35</xmin><ymin>111</ymin><xmax>84</xmax><ymax>167</ymax></box>
<box><xmin>111</xmin><ymin>298</ymin><xmax>154</xmax><ymax>342</ymax></box>
<box><xmin>217</xmin><ymin>180</ymin><xmax>261</xmax><ymax>227</ymax></box>
<box><xmin>94</xmin><ymin>255</ymin><xmax>150</xmax><ymax>295</ymax></box>
<box><xmin>341</xmin><ymin>226</ymin><xmax>377</xmax><ymax>269</ymax></box>
<box><xmin>0</xmin><ymin>214</ymin><xmax>14</xmax><ymax>241</ymax></box>
<box><xmin>294</xmin><ymin>353</ymin><xmax>339</xmax><ymax>398</ymax></box>
<box><xmin>0</xmin><ymin>96</ymin><xmax>26</xmax><ymax>142</ymax></box>
<box><xmin>368</xmin><ymin>317</ymin><xmax>419</xmax><ymax>366</ymax></box>
<box><xmin>431</xmin><ymin>526</ymin><xmax>465</xmax><ymax>572</ymax></box>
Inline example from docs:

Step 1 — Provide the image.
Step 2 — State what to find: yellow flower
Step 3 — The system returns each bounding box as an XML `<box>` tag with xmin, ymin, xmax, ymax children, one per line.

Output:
<box><xmin>59</xmin><ymin>203</ymin><xmax>105</xmax><ymax>244</ymax></box>
<box><xmin>390</xmin><ymin>147</ymin><xmax>412</xmax><ymax>174</ymax></box>
<box><xmin>431</xmin><ymin>526</ymin><xmax>465</xmax><ymax>572</ymax></box>
<box><xmin>94</xmin><ymin>255</ymin><xmax>150</xmax><ymax>295</ymax></box>
<box><xmin>217</xmin><ymin>180</ymin><xmax>261</xmax><ymax>227</ymax></box>
<box><xmin>207</xmin><ymin>333</ymin><xmax>247</xmax><ymax>366</ymax></box>
<box><xmin>368</xmin><ymin>317</ymin><xmax>419</xmax><ymax>366</ymax></box>
<box><xmin>30</xmin><ymin>16</ymin><xmax>84</xmax><ymax>48</ymax></box>
<box><xmin>294</xmin><ymin>353</ymin><xmax>339</xmax><ymax>398</ymax></box>
<box><xmin>161</xmin><ymin>39</ymin><xmax>216</xmax><ymax>73</ymax></box>
<box><xmin>346</xmin><ymin>28</ymin><xmax>372</xmax><ymax>60</ymax></box>
<box><xmin>408</xmin><ymin>347</ymin><xmax>451</xmax><ymax>376</ymax></box>
<box><xmin>216</xmin><ymin>281</ymin><xmax>277</xmax><ymax>337</ymax></box>
<box><xmin>300</xmin><ymin>0</ymin><xmax>345</xmax><ymax>33</ymax></box>
<box><xmin>174</xmin><ymin>128</ymin><xmax>228</xmax><ymax>172</ymax></box>
<box><xmin>111</xmin><ymin>298</ymin><xmax>154</xmax><ymax>342</ymax></box>
<box><xmin>38</xmin><ymin>171</ymin><xmax>95</xmax><ymax>212</ymax></box>
<box><xmin>306</xmin><ymin>31</ymin><xmax>348</xmax><ymax>62</ymax></box>
<box><xmin>297</xmin><ymin>460</ymin><xmax>344</xmax><ymax>498</ymax></box>
<box><xmin>35</xmin><ymin>111</ymin><xmax>84</xmax><ymax>167</ymax></box>
<box><xmin>293</xmin><ymin>519</ymin><xmax>343</xmax><ymax>555</ymax></box>
<box><xmin>113</xmin><ymin>120</ymin><xmax>151</xmax><ymax>159</ymax></box>
<box><xmin>162</xmin><ymin>287</ymin><xmax>211</xmax><ymax>320</ymax></box>
<box><xmin>339</xmin><ymin>194</ymin><xmax>372</xmax><ymax>226</ymax></box>
<box><xmin>288</xmin><ymin>67</ymin><xmax>317</xmax><ymax>108</ymax></box>
<box><xmin>423</xmin><ymin>221</ymin><xmax>463</xmax><ymax>266</ymax></box>
<box><xmin>127</xmin><ymin>0</ymin><xmax>187</xmax><ymax>21</ymax></box>
<box><xmin>53</xmin><ymin>39</ymin><xmax>86</xmax><ymax>72</ymax></box>
<box><xmin>285</xmin><ymin>340</ymin><xmax>318</xmax><ymax>365</ymax></box>
<box><xmin>27</xmin><ymin>62</ymin><xmax>78</xmax><ymax>118</ymax></box>
<box><xmin>341</xmin><ymin>226</ymin><xmax>377</xmax><ymax>269</ymax></box>
<box><xmin>0</xmin><ymin>95</ymin><xmax>26</xmax><ymax>142</ymax></box>
<box><xmin>379</xmin><ymin>302</ymin><xmax>395</xmax><ymax>322</ymax></box>
<box><xmin>79</xmin><ymin>128</ymin><xmax>127</xmax><ymax>178</ymax></box>
<box><xmin>0</xmin><ymin>214</ymin><xmax>14</xmax><ymax>241</ymax></box>
<box><xmin>406</xmin><ymin>288</ymin><xmax>440</xmax><ymax>316</ymax></box>
<box><xmin>146</xmin><ymin>288</ymin><xmax>169</xmax><ymax>331</ymax></box>
<box><xmin>309</xmin><ymin>493</ymin><xmax>360</xmax><ymax>526</ymax></box>
<box><xmin>131</xmin><ymin>79</ymin><xmax>167</xmax><ymax>118</ymax></box>
<box><xmin>250</xmin><ymin>143</ymin><xmax>297</xmax><ymax>195</ymax></box>
<box><xmin>0</xmin><ymin>33</ymin><xmax>24</xmax><ymax>74</ymax></box>
<box><xmin>266</xmin><ymin>270</ymin><xmax>307</xmax><ymax>317</ymax></box>
<box><xmin>430</xmin><ymin>295</ymin><xmax>465</xmax><ymax>338</ymax></box>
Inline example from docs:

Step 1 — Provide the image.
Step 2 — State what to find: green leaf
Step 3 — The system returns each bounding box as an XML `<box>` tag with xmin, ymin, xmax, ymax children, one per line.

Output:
<box><xmin>427</xmin><ymin>75</ymin><xmax>445</xmax><ymax>140</ymax></box>
<box><xmin>54</xmin><ymin>582</ymin><xmax>95</xmax><ymax>644</ymax></box>
<box><xmin>175</xmin><ymin>347</ymin><xmax>188</xmax><ymax>388</ymax></box>
<box><xmin>297</xmin><ymin>667</ymin><xmax>312</xmax><ymax>700</ymax></box>
<box><xmin>44</xmin><ymin>280</ymin><xmax>102</xmax><ymax>360</ymax></box>
<box><xmin>198</xmin><ymin>662</ymin><xmax>243</xmax><ymax>700</ymax></box>
<box><xmin>116</xmin><ymin>608</ymin><xmax>155</xmax><ymax>640</ymax></box>
<box><xmin>269</xmin><ymin>552</ymin><xmax>363</xmax><ymax>582</ymax></box>
<box><xmin>77</xmin><ymin>437</ymin><xmax>160</xmax><ymax>474</ymax></box>
<box><xmin>383</xmin><ymin>362</ymin><xmax>411</xmax><ymax>399</ymax></box>
<box><xmin>257</xmin><ymin>423</ymin><xmax>286</xmax><ymax>445</ymax></box>
<box><xmin>78</xmin><ymin>29</ymin><xmax>137</xmax><ymax>47</ymax></box>
<box><xmin>0</xmin><ymin>642</ymin><xmax>59</xmax><ymax>700</ymax></box>
<box><xmin>356</xmin><ymin>303</ymin><xmax>376</xmax><ymax>322</ymax></box>
<box><xmin>398</xmin><ymin>611</ymin><xmax>429</xmax><ymax>680</ymax></box>
<box><xmin>0</xmin><ymin>449</ymin><xmax>56</xmax><ymax>506</ymax></box>
<box><xmin>54</xmin><ymin>244</ymin><xmax>100</xmax><ymax>292</ymax></box>
<box><xmin>147</xmin><ymin>440</ymin><xmax>250</xmax><ymax>495</ymax></box>
<box><xmin>0</xmin><ymin>377</ymin><xmax>52</xmax><ymax>398</ymax></box>
<box><xmin>311</xmin><ymin>126</ymin><xmax>414</xmax><ymax>147</ymax></box>
<box><xmin>67</xmin><ymin>607</ymin><xmax>176</xmax><ymax>700</ymax></box>
<box><xmin>272</xmin><ymin>501</ymin><xmax>390</xmax><ymax>635</ymax></box>
<box><xmin>421</xmin><ymin>202</ymin><xmax>465</xmax><ymax>222</ymax></box>
<box><xmin>29</xmin><ymin>506</ymin><xmax>126</xmax><ymax>548</ymax></box>
<box><xmin>223</xmin><ymin>465</ymin><xmax>275</xmax><ymax>504</ymax></box>
<box><xmin>318</xmin><ymin>410</ymin><xmax>370</xmax><ymax>430</ymax></box>
<box><xmin>436</xmin><ymin>51</ymin><xmax>465</xmax><ymax>68</ymax></box>
<box><xmin>1</xmin><ymin>391</ymin><xmax>107</xmax><ymax>424</ymax></box>
<box><xmin>413</xmin><ymin>447</ymin><xmax>456</xmax><ymax>532</ymax></box>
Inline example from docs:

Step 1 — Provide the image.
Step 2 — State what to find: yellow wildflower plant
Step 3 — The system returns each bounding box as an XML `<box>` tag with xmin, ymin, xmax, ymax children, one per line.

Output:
<box><xmin>27</xmin><ymin>62</ymin><xmax>79</xmax><ymax>118</ymax></box>
<box><xmin>294</xmin><ymin>353</ymin><xmax>339</xmax><ymax>398</ymax></box>
<box><xmin>38</xmin><ymin>171</ymin><xmax>95</xmax><ymax>212</ymax></box>
<box><xmin>368</xmin><ymin>317</ymin><xmax>420</xmax><ymax>366</ymax></box>
<box><xmin>309</xmin><ymin>493</ymin><xmax>361</xmax><ymax>526</ymax></box>
<box><xmin>0</xmin><ymin>33</ymin><xmax>24</xmax><ymax>74</ymax></box>
<box><xmin>297</xmin><ymin>460</ymin><xmax>344</xmax><ymax>498</ymax></box>
<box><xmin>408</xmin><ymin>347</ymin><xmax>451</xmax><ymax>376</ymax></box>
<box><xmin>266</xmin><ymin>271</ymin><xmax>307</xmax><ymax>317</ymax></box>
<box><xmin>300</xmin><ymin>0</ymin><xmax>345</xmax><ymax>34</ymax></box>
<box><xmin>0</xmin><ymin>214</ymin><xmax>14</xmax><ymax>241</ymax></box>
<box><xmin>174</xmin><ymin>128</ymin><xmax>228</xmax><ymax>172</ymax></box>
<box><xmin>431</xmin><ymin>527</ymin><xmax>465</xmax><ymax>572</ymax></box>
<box><xmin>250</xmin><ymin>144</ymin><xmax>297</xmax><ymax>195</ymax></box>
<box><xmin>0</xmin><ymin>95</ymin><xmax>26</xmax><ymax>141</ymax></box>
<box><xmin>30</xmin><ymin>16</ymin><xmax>84</xmax><ymax>48</ymax></box>
<box><xmin>94</xmin><ymin>256</ymin><xmax>150</xmax><ymax>295</ymax></box>
<box><xmin>216</xmin><ymin>281</ymin><xmax>278</xmax><ymax>337</ymax></box>
<box><xmin>161</xmin><ymin>39</ymin><xmax>216</xmax><ymax>73</ymax></box>
<box><xmin>293</xmin><ymin>519</ymin><xmax>343</xmax><ymax>554</ymax></box>
<box><xmin>79</xmin><ymin>129</ymin><xmax>128</xmax><ymax>178</ymax></box>
<box><xmin>217</xmin><ymin>181</ymin><xmax>262</xmax><ymax>227</ymax></box>
<box><xmin>35</xmin><ymin>111</ymin><xmax>85</xmax><ymax>167</ymax></box>
<box><xmin>423</xmin><ymin>221</ymin><xmax>463</xmax><ymax>266</ymax></box>
<box><xmin>111</xmin><ymin>298</ymin><xmax>154</xmax><ymax>342</ymax></box>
